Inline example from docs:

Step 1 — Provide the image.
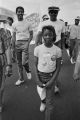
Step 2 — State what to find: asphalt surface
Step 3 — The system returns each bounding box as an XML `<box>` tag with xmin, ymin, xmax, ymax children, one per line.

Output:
<box><xmin>1</xmin><ymin>45</ymin><xmax>80</xmax><ymax>120</ymax></box>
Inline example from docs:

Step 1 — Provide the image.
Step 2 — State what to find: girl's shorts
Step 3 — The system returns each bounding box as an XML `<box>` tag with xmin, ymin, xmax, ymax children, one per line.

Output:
<box><xmin>38</xmin><ymin>71</ymin><xmax>55</xmax><ymax>84</ymax></box>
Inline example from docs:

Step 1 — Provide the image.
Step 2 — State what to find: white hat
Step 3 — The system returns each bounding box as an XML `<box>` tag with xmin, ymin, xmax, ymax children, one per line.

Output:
<box><xmin>75</xmin><ymin>16</ymin><xmax>80</xmax><ymax>20</ymax></box>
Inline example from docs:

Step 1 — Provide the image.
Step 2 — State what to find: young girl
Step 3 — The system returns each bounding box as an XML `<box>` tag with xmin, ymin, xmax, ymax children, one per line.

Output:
<box><xmin>34</xmin><ymin>25</ymin><xmax>62</xmax><ymax>120</ymax></box>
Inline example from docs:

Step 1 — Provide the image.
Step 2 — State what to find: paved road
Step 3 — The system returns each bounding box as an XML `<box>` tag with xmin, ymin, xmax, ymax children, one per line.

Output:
<box><xmin>1</xmin><ymin>45</ymin><xmax>80</xmax><ymax>120</ymax></box>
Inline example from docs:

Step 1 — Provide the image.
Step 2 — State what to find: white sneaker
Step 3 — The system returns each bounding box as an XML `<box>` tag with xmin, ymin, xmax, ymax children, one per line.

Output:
<box><xmin>40</xmin><ymin>102</ymin><xmax>46</xmax><ymax>112</ymax></box>
<box><xmin>15</xmin><ymin>79</ymin><xmax>24</xmax><ymax>86</ymax></box>
<box><xmin>54</xmin><ymin>85</ymin><xmax>59</xmax><ymax>93</ymax></box>
<box><xmin>26</xmin><ymin>72</ymin><xmax>32</xmax><ymax>79</ymax></box>
<box><xmin>70</xmin><ymin>58</ymin><xmax>75</xmax><ymax>64</ymax></box>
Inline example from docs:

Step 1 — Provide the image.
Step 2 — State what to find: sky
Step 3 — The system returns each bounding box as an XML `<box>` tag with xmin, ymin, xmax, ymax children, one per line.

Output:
<box><xmin>0</xmin><ymin>0</ymin><xmax>80</xmax><ymax>24</ymax></box>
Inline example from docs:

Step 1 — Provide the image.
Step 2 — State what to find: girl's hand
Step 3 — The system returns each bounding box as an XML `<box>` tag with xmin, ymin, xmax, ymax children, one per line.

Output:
<box><xmin>45</xmin><ymin>82</ymin><xmax>52</xmax><ymax>88</ymax></box>
<box><xmin>73</xmin><ymin>73</ymin><xmax>80</xmax><ymax>81</ymax></box>
<box><xmin>43</xmin><ymin>84</ymin><xmax>46</xmax><ymax>87</ymax></box>
<box><xmin>38</xmin><ymin>82</ymin><xmax>44</xmax><ymax>88</ymax></box>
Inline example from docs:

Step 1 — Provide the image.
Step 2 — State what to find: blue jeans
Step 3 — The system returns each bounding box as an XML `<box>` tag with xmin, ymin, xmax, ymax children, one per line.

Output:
<box><xmin>15</xmin><ymin>40</ymin><xmax>30</xmax><ymax>80</ymax></box>
<box><xmin>69</xmin><ymin>39</ymin><xmax>76</xmax><ymax>60</ymax></box>
<box><xmin>38</xmin><ymin>71</ymin><xmax>55</xmax><ymax>120</ymax></box>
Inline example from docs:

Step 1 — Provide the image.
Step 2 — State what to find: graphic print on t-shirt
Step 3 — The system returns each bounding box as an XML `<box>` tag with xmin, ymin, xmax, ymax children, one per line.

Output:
<box><xmin>42</xmin><ymin>52</ymin><xmax>56</xmax><ymax>67</ymax></box>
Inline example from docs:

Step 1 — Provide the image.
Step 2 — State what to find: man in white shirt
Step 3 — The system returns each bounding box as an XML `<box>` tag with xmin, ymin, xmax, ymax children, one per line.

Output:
<box><xmin>12</xmin><ymin>6</ymin><xmax>33</xmax><ymax>86</ymax></box>
<box><xmin>69</xmin><ymin>17</ymin><xmax>80</xmax><ymax>64</ymax></box>
<box><xmin>35</xmin><ymin>6</ymin><xmax>65</xmax><ymax>94</ymax></box>
<box><xmin>35</xmin><ymin>6</ymin><xmax>65</xmax><ymax>48</ymax></box>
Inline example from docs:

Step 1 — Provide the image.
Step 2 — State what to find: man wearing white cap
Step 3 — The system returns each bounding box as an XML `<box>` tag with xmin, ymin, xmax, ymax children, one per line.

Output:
<box><xmin>35</xmin><ymin>6</ymin><xmax>65</xmax><ymax>47</ymax></box>
<box><xmin>69</xmin><ymin>17</ymin><xmax>80</xmax><ymax>64</ymax></box>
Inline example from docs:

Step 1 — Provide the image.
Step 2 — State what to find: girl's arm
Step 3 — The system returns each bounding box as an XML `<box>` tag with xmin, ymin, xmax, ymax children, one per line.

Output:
<box><xmin>34</xmin><ymin>56</ymin><xmax>44</xmax><ymax>87</ymax></box>
<box><xmin>46</xmin><ymin>57</ymin><xmax>62</xmax><ymax>88</ymax></box>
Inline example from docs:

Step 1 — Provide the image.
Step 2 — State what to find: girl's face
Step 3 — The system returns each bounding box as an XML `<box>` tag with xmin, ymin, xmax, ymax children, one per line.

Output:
<box><xmin>43</xmin><ymin>29</ymin><xmax>54</xmax><ymax>47</ymax></box>
<box><xmin>16</xmin><ymin>8</ymin><xmax>24</xmax><ymax>21</ymax></box>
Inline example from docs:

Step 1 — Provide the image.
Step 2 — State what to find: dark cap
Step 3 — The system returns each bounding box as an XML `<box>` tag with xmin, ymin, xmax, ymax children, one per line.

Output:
<box><xmin>48</xmin><ymin>6</ymin><xmax>60</xmax><ymax>12</ymax></box>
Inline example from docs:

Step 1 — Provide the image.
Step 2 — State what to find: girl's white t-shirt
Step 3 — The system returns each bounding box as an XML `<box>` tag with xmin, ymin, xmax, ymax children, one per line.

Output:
<box><xmin>34</xmin><ymin>44</ymin><xmax>62</xmax><ymax>73</ymax></box>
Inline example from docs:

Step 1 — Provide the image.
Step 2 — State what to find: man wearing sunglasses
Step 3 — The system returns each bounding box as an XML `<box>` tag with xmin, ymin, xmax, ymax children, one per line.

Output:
<box><xmin>35</xmin><ymin>6</ymin><xmax>65</xmax><ymax>94</ymax></box>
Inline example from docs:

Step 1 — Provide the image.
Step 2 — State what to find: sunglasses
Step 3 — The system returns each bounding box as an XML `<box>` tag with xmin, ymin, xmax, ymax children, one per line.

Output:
<box><xmin>49</xmin><ymin>10</ymin><xmax>58</xmax><ymax>14</ymax></box>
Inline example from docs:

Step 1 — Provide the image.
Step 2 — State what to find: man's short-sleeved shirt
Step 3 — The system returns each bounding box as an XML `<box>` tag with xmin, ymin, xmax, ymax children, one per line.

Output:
<box><xmin>34</xmin><ymin>44</ymin><xmax>62</xmax><ymax>73</ymax></box>
<box><xmin>69</xmin><ymin>25</ymin><xmax>80</xmax><ymax>39</ymax></box>
<box><xmin>37</xmin><ymin>19</ymin><xmax>65</xmax><ymax>42</ymax></box>
<box><xmin>12</xmin><ymin>19</ymin><xmax>32</xmax><ymax>41</ymax></box>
